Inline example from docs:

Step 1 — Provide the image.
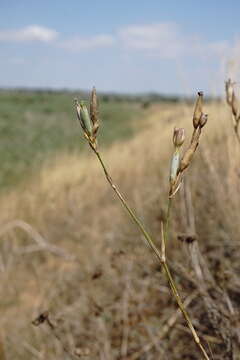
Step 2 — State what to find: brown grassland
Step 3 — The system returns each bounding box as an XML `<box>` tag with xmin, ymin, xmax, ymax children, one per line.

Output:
<box><xmin>0</xmin><ymin>98</ymin><xmax>240</xmax><ymax>359</ymax></box>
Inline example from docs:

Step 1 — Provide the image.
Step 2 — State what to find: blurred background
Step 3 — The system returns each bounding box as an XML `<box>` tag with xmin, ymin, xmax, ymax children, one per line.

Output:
<box><xmin>0</xmin><ymin>1</ymin><xmax>240</xmax><ymax>359</ymax></box>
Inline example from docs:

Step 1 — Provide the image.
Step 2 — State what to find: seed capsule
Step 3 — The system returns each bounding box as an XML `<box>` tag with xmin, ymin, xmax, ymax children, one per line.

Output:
<box><xmin>90</xmin><ymin>87</ymin><xmax>98</xmax><ymax>125</ymax></box>
<box><xmin>79</xmin><ymin>101</ymin><xmax>93</xmax><ymax>136</ymax></box>
<box><xmin>199</xmin><ymin>113</ymin><xmax>208</xmax><ymax>128</ymax></box>
<box><xmin>75</xmin><ymin>99</ymin><xmax>88</xmax><ymax>133</ymax></box>
<box><xmin>90</xmin><ymin>87</ymin><xmax>99</xmax><ymax>136</ymax></box>
<box><xmin>173</xmin><ymin>127</ymin><xmax>185</xmax><ymax>147</ymax></box>
<box><xmin>225</xmin><ymin>79</ymin><xmax>234</xmax><ymax>106</ymax></box>
<box><xmin>170</xmin><ymin>150</ymin><xmax>180</xmax><ymax>185</ymax></box>
<box><xmin>193</xmin><ymin>91</ymin><xmax>203</xmax><ymax>129</ymax></box>
<box><xmin>232</xmin><ymin>91</ymin><xmax>240</xmax><ymax>120</ymax></box>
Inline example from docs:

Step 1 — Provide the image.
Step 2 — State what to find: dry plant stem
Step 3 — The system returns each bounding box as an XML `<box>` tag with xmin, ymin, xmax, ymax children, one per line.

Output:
<box><xmin>234</xmin><ymin>124</ymin><xmax>240</xmax><ymax>144</ymax></box>
<box><xmin>91</xmin><ymin>145</ymin><xmax>210</xmax><ymax>360</ymax></box>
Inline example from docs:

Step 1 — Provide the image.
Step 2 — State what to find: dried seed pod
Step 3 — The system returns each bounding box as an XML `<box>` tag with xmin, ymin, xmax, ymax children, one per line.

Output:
<box><xmin>193</xmin><ymin>91</ymin><xmax>203</xmax><ymax>129</ymax></box>
<box><xmin>173</xmin><ymin>127</ymin><xmax>185</xmax><ymax>147</ymax></box>
<box><xmin>231</xmin><ymin>91</ymin><xmax>240</xmax><ymax>120</ymax></box>
<box><xmin>179</xmin><ymin>147</ymin><xmax>195</xmax><ymax>172</ymax></box>
<box><xmin>90</xmin><ymin>86</ymin><xmax>99</xmax><ymax>136</ymax></box>
<box><xmin>225</xmin><ymin>79</ymin><xmax>234</xmax><ymax>106</ymax></box>
<box><xmin>199</xmin><ymin>113</ymin><xmax>208</xmax><ymax>128</ymax></box>
<box><xmin>179</xmin><ymin>132</ymin><xmax>199</xmax><ymax>173</ymax></box>
<box><xmin>170</xmin><ymin>150</ymin><xmax>180</xmax><ymax>185</ymax></box>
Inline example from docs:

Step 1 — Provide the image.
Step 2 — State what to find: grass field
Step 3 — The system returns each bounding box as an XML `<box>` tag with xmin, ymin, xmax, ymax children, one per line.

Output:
<box><xmin>0</xmin><ymin>91</ymin><xmax>239</xmax><ymax>359</ymax></box>
<box><xmin>0</xmin><ymin>90</ymin><xmax>145</xmax><ymax>189</ymax></box>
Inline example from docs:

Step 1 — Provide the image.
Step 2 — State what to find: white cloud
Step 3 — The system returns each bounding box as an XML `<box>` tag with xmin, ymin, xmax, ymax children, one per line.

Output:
<box><xmin>0</xmin><ymin>22</ymin><xmax>231</xmax><ymax>61</ymax></box>
<box><xmin>223</xmin><ymin>39</ymin><xmax>240</xmax><ymax>79</ymax></box>
<box><xmin>0</xmin><ymin>25</ymin><xmax>58</xmax><ymax>43</ymax></box>
<box><xmin>205</xmin><ymin>41</ymin><xmax>229</xmax><ymax>56</ymax></box>
<box><xmin>60</xmin><ymin>34</ymin><xmax>115</xmax><ymax>51</ymax></box>
<box><xmin>118</xmin><ymin>22</ymin><xmax>229</xmax><ymax>59</ymax></box>
<box><xmin>118</xmin><ymin>23</ymin><xmax>185</xmax><ymax>58</ymax></box>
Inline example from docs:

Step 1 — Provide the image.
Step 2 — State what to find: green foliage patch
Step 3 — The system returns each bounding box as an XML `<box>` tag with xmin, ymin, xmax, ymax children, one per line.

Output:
<box><xmin>0</xmin><ymin>90</ymin><xmax>143</xmax><ymax>190</ymax></box>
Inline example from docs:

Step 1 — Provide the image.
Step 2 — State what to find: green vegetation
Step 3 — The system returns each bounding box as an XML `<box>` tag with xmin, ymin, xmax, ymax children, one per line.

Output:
<box><xmin>0</xmin><ymin>90</ymin><xmax>143</xmax><ymax>190</ymax></box>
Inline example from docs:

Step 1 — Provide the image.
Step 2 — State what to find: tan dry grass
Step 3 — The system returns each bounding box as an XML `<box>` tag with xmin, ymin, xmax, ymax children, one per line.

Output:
<box><xmin>1</xmin><ymin>101</ymin><xmax>240</xmax><ymax>359</ymax></box>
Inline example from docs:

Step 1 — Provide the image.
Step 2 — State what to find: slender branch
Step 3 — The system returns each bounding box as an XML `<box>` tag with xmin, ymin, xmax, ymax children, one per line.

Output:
<box><xmin>234</xmin><ymin>124</ymin><xmax>240</xmax><ymax>145</ymax></box>
<box><xmin>91</xmin><ymin>145</ymin><xmax>162</xmax><ymax>263</ymax></box>
<box><xmin>164</xmin><ymin>197</ymin><xmax>172</xmax><ymax>246</ymax></box>
<box><xmin>90</xmin><ymin>145</ymin><xmax>210</xmax><ymax>360</ymax></box>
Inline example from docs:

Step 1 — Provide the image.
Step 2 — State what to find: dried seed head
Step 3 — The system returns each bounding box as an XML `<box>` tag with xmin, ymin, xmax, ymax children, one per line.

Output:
<box><xmin>199</xmin><ymin>113</ymin><xmax>208</xmax><ymax>128</ymax></box>
<box><xmin>90</xmin><ymin>87</ymin><xmax>99</xmax><ymax>136</ymax></box>
<box><xmin>225</xmin><ymin>79</ymin><xmax>234</xmax><ymax>106</ymax></box>
<box><xmin>173</xmin><ymin>127</ymin><xmax>185</xmax><ymax>147</ymax></box>
<box><xmin>193</xmin><ymin>91</ymin><xmax>203</xmax><ymax>128</ymax></box>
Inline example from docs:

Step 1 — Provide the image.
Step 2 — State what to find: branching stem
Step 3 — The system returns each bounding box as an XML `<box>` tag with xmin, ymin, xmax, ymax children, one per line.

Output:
<box><xmin>90</xmin><ymin>144</ymin><xmax>210</xmax><ymax>360</ymax></box>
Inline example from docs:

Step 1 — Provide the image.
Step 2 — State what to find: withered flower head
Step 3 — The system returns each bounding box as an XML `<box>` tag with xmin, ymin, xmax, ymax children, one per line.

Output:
<box><xmin>173</xmin><ymin>127</ymin><xmax>185</xmax><ymax>147</ymax></box>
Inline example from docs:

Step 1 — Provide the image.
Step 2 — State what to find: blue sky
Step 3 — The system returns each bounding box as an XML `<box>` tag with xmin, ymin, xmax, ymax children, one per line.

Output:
<box><xmin>0</xmin><ymin>0</ymin><xmax>240</xmax><ymax>94</ymax></box>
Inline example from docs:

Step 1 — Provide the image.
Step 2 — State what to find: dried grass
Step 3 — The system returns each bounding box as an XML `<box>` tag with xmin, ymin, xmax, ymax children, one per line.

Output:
<box><xmin>0</xmin><ymin>101</ymin><xmax>240</xmax><ymax>359</ymax></box>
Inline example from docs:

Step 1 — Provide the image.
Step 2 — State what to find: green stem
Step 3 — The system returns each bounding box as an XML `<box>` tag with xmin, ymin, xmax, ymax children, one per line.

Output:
<box><xmin>164</xmin><ymin>197</ymin><xmax>172</xmax><ymax>246</ymax></box>
<box><xmin>93</xmin><ymin>147</ymin><xmax>162</xmax><ymax>262</ymax></box>
<box><xmin>91</xmin><ymin>145</ymin><xmax>209</xmax><ymax>360</ymax></box>
<box><xmin>162</xmin><ymin>262</ymin><xmax>209</xmax><ymax>359</ymax></box>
